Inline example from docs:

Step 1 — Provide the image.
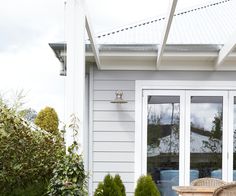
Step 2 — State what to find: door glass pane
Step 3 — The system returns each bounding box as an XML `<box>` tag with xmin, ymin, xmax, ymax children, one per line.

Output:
<box><xmin>190</xmin><ymin>96</ymin><xmax>223</xmax><ymax>181</ymax></box>
<box><xmin>233</xmin><ymin>97</ymin><xmax>236</xmax><ymax>180</ymax></box>
<box><xmin>147</xmin><ymin>96</ymin><xmax>180</xmax><ymax>196</ymax></box>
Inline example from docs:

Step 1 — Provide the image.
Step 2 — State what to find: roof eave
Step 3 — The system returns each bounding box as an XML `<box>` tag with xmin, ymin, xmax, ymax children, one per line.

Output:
<box><xmin>49</xmin><ymin>43</ymin><xmax>236</xmax><ymax>71</ymax></box>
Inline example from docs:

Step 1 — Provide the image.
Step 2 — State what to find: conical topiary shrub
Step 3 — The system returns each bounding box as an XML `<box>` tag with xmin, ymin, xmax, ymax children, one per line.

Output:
<box><xmin>134</xmin><ymin>175</ymin><xmax>160</xmax><ymax>196</ymax></box>
<box><xmin>114</xmin><ymin>175</ymin><xmax>126</xmax><ymax>196</ymax></box>
<box><xmin>94</xmin><ymin>174</ymin><xmax>126</xmax><ymax>196</ymax></box>
<box><xmin>103</xmin><ymin>174</ymin><xmax>121</xmax><ymax>196</ymax></box>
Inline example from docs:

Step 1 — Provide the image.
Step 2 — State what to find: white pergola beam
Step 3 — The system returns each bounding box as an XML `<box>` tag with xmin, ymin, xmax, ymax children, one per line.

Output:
<box><xmin>215</xmin><ymin>32</ymin><xmax>236</xmax><ymax>68</ymax></box>
<box><xmin>84</xmin><ymin>4</ymin><xmax>101</xmax><ymax>69</ymax></box>
<box><xmin>156</xmin><ymin>0</ymin><xmax>178</xmax><ymax>69</ymax></box>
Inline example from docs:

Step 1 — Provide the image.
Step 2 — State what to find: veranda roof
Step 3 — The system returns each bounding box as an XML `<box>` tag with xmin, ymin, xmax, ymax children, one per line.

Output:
<box><xmin>50</xmin><ymin>0</ymin><xmax>236</xmax><ymax>71</ymax></box>
<box><xmin>95</xmin><ymin>0</ymin><xmax>236</xmax><ymax>45</ymax></box>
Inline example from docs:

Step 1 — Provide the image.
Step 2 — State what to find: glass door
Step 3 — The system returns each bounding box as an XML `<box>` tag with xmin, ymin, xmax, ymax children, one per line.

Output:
<box><xmin>143</xmin><ymin>90</ymin><xmax>185</xmax><ymax>196</ymax></box>
<box><xmin>143</xmin><ymin>89</ymin><xmax>232</xmax><ymax>196</ymax></box>
<box><xmin>186</xmin><ymin>91</ymin><xmax>228</xmax><ymax>183</ymax></box>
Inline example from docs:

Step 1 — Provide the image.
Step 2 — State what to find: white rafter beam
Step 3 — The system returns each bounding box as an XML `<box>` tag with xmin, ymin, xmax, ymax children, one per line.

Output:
<box><xmin>215</xmin><ymin>31</ymin><xmax>236</xmax><ymax>68</ymax></box>
<box><xmin>156</xmin><ymin>0</ymin><xmax>178</xmax><ymax>69</ymax></box>
<box><xmin>84</xmin><ymin>3</ymin><xmax>101</xmax><ymax>69</ymax></box>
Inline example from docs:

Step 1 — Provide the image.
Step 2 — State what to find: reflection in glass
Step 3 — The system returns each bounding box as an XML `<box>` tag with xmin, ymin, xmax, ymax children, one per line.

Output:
<box><xmin>147</xmin><ymin>96</ymin><xmax>180</xmax><ymax>196</ymax></box>
<box><xmin>190</xmin><ymin>96</ymin><xmax>223</xmax><ymax>181</ymax></box>
<box><xmin>233</xmin><ymin>97</ymin><xmax>236</xmax><ymax>180</ymax></box>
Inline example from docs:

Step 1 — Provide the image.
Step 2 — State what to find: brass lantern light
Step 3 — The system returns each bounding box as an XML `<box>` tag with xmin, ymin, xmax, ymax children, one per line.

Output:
<box><xmin>110</xmin><ymin>90</ymin><xmax>128</xmax><ymax>104</ymax></box>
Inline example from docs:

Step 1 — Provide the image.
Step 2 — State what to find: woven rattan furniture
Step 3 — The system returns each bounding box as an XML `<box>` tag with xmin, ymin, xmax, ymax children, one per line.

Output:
<box><xmin>213</xmin><ymin>183</ymin><xmax>236</xmax><ymax>196</ymax></box>
<box><xmin>191</xmin><ymin>178</ymin><xmax>226</xmax><ymax>187</ymax></box>
<box><xmin>173</xmin><ymin>186</ymin><xmax>216</xmax><ymax>196</ymax></box>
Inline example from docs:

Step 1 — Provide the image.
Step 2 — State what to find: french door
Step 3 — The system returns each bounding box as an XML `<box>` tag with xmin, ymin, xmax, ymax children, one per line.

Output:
<box><xmin>143</xmin><ymin>89</ymin><xmax>234</xmax><ymax>195</ymax></box>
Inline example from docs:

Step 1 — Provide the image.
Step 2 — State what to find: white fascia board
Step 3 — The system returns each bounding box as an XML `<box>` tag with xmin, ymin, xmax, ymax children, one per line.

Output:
<box><xmin>84</xmin><ymin>3</ymin><xmax>101</xmax><ymax>69</ymax></box>
<box><xmin>215</xmin><ymin>31</ymin><xmax>236</xmax><ymax>68</ymax></box>
<box><xmin>156</xmin><ymin>0</ymin><xmax>178</xmax><ymax>69</ymax></box>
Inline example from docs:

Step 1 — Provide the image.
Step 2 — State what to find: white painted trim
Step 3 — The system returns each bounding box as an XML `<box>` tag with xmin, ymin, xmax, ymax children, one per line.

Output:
<box><xmin>134</xmin><ymin>82</ymin><xmax>143</xmax><ymax>186</ymax></box>
<box><xmin>136</xmin><ymin>81</ymin><xmax>236</xmax><ymax>91</ymax></box>
<box><xmin>142</xmin><ymin>94</ymin><xmax>148</xmax><ymax>176</ymax></box>
<box><xmin>185</xmin><ymin>91</ymin><xmax>190</xmax><ymax>185</ymax></box>
<box><xmin>65</xmin><ymin>0</ymin><xmax>85</xmax><ymax>149</ymax></box>
<box><xmin>88</xmin><ymin>65</ymin><xmax>94</xmax><ymax>195</ymax></box>
<box><xmin>228</xmin><ymin>91</ymin><xmax>235</xmax><ymax>182</ymax></box>
<box><xmin>223</xmin><ymin>91</ymin><xmax>229</xmax><ymax>181</ymax></box>
<box><xmin>156</xmin><ymin>0</ymin><xmax>178</xmax><ymax>69</ymax></box>
<box><xmin>135</xmin><ymin>80</ymin><xmax>236</xmax><ymax>185</ymax></box>
<box><xmin>215</xmin><ymin>31</ymin><xmax>236</xmax><ymax>68</ymax></box>
<box><xmin>180</xmin><ymin>92</ymin><xmax>186</xmax><ymax>185</ymax></box>
<box><xmin>84</xmin><ymin>74</ymin><xmax>89</xmax><ymax>170</ymax></box>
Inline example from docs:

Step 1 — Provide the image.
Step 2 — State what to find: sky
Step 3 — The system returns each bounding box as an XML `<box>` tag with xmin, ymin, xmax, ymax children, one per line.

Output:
<box><xmin>0</xmin><ymin>0</ymin><xmax>216</xmax><ymax>121</ymax></box>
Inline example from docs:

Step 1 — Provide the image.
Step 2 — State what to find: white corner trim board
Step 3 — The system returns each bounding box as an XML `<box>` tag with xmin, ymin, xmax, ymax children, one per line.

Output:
<box><xmin>65</xmin><ymin>0</ymin><xmax>85</xmax><ymax>149</ymax></box>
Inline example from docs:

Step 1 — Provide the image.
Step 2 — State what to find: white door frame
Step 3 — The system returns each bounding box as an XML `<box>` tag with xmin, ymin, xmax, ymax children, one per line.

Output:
<box><xmin>228</xmin><ymin>91</ymin><xmax>236</xmax><ymax>182</ymax></box>
<box><xmin>135</xmin><ymin>80</ymin><xmax>236</xmax><ymax>186</ymax></box>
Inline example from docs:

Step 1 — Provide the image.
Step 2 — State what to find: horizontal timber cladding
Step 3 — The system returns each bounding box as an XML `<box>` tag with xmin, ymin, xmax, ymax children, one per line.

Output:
<box><xmin>94</xmin><ymin>80</ymin><xmax>135</xmax><ymax>91</ymax></box>
<box><xmin>94</xmin><ymin>100</ymin><xmax>134</xmax><ymax>111</ymax></box>
<box><xmin>94</xmin><ymin>162</ymin><xmax>134</xmax><ymax>172</ymax></box>
<box><xmin>93</xmin><ymin>172</ymin><xmax>135</xmax><ymax>183</ymax></box>
<box><xmin>93</xmin><ymin>121</ymin><xmax>135</xmax><ymax>132</ymax></box>
<box><xmin>93</xmin><ymin>142</ymin><xmax>134</xmax><ymax>152</ymax></box>
<box><xmin>94</xmin><ymin>111</ymin><xmax>135</xmax><ymax>122</ymax></box>
<box><xmin>93</xmin><ymin>152</ymin><xmax>134</xmax><ymax>162</ymax></box>
<box><xmin>94</xmin><ymin>90</ymin><xmax>135</xmax><ymax>101</ymax></box>
<box><xmin>93</xmin><ymin>68</ymin><xmax>236</xmax><ymax>81</ymax></box>
<box><xmin>93</xmin><ymin>132</ymin><xmax>134</xmax><ymax>142</ymax></box>
<box><xmin>91</xmin><ymin>66</ymin><xmax>236</xmax><ymax>194</ymax></box>
<box><xmin>93</xmin><ymin>182</ymin><xmax>134</xmax><ymax>194</ymax></box>
<box><xmin>92</xmin><ymin>67</ymin><xmax>137</xmax><ymax>195</ymax></box>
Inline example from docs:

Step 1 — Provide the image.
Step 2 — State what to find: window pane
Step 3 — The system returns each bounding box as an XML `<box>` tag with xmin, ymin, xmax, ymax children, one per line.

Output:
<box><xmin>147</xmin><ymin>96</ymin><xmax>180</xmax><ymax>196</ymax></box>
<box><xmin>190</xmin><ymin>96</ymin><xmax>223</xmax><ymax>181</ymax></box>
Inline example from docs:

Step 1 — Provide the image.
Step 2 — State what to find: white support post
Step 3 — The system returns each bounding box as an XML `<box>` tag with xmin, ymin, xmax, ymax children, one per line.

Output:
<box><xmin>84</xmin><ymin>4</ymin><xmax>101</xmax><ymax>69</ymax></box>
<box><xmin>156</xmin><ymin>0</ymin><xmax>178</xmax><ymax>69</ymax></box>
<box><xmin>65</xmin><ymin>0</ymin><xmax>85</xmax><ymax>151</ymax></box>
<box><xmin>215</xmin><ymin>31</ymin><xmax>236</xmax><ymax>68</ymax></box>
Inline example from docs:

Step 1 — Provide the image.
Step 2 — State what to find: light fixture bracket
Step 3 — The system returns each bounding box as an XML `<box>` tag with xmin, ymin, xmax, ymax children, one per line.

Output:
<box><xmin>110</xmin><ymin>90</ymin><xmax>128</xmax><ymax>104</ymax></box>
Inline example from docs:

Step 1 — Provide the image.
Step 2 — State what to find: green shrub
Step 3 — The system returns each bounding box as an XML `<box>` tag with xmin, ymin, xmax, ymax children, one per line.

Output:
<box><xmin>0</xmin><ymin>104</ymin><xmax>65</xmax><ymax>195</ymax></box>
<box><xmin>134</xmin><ymin>175</ymin><xmax>160</xmax><ymax>196</ymax></box>
<box><xmin>114</xmin><ymin>175</ymin><xmax>126</xmax><ymax>196</ymax></box>
<box><xmin>94</xmin><ymin>174</ymin><xmax>126</xmax><ymax>196</ymax></box>
<box><xmin>94</xmin><ymin>182</ymin><xmax>104</xmax><ymax>196</ymax></box>
<box><xmin>34</xmin><ymin>106</ymin><xmax>59</xmax><ymax>135</ymax></box>
<box><xmin>9</xmin><ymin>180</ymin><xmax>48</xmax><ymax>196</ymax></box>
<box><xmin>47</xmin><ymin>115</ymin><xmax>88</xmax><ymax>196</ymax></box>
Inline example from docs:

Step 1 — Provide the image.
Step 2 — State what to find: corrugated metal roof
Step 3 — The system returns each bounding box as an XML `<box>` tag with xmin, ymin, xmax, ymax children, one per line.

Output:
<box><xmin>95</xmin><ymin>0</ymin><xmax>236</xmax><ymax>44</ymax></box>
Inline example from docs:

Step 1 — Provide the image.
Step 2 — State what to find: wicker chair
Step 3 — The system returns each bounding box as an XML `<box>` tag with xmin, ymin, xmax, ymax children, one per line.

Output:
<box><xmin>191</xmin><ymin>177</ymin><xmax>226</xmax><ymax>187</ymax></box>
<box><xmin>213</xmin><ymin>183</ymin><xmax>236</xmax><ymax>196</ymax></box>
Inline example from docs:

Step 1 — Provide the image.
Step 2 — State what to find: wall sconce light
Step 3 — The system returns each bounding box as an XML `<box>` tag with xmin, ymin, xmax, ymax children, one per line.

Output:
<box><xmin>110</xmin><ymin>90</ymin><xmax>128</xmax><ymax>104</ymax></box>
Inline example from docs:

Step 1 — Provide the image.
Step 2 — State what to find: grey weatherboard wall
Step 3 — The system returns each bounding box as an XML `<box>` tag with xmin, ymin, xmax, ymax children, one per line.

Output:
<box><xmin>90</xmin><ymin>65</ymin><xmax>236</xmax><ymax>195</ymax></box>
